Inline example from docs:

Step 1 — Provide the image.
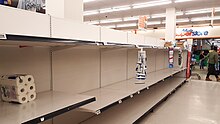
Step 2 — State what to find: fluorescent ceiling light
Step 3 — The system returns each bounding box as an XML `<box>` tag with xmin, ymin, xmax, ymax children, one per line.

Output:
<box><xmin>100</xmin><ymin>5</ymin><xmax>131</xmax><ymax>14</ymax></box>
<box><xmin>176</xmin><ymin>18</ymin><xmax>189</xmax><ymax>23</ymax></box>
<box><xmin>83</xmin><ymin>10</ymin><xmax>99</xmax><ymax>16</ymax></box>
<box><xmin>123</xmin><ymin>16</ymin><xmax>139</xmax><ymax>21</ymax></box>
<box><xmin>175</xmin><ymin>0</ymin><xmax>194</xmax><ymax>3</ymax></box>
<box><xmin>100</xmin><ymin>19</ymin><xmax>122</xmax><ymax>24</ymax></box>
<box><xmin>113</xmin><ymin>5</ymin><xmax>131</xmax><ymax>12</ymax></box>
<box><xmin>117</xmin><ymin>23</ymin><xmax>137</xmax><ymax>28</ymax></box>
<box><xmin>215</xmin><ymin>7</ymin><xmax>220</xmax><ymax>12</ymax></box>
<box><xmin>100</xmin><ymin>8</ymin><xmax>113</xmax><ymax>13</ymax></box>
<box><xmin>83</xmin><ymin>0</ymin><xmax>96</xmax><ymax>3</ymax></box>
<box><xmin>86</xmin><ymin>21</ymin><xmax>100</xmax><ymax>25</ymax></box>
<box><xmin>147</xmin><ymin>21</ymin><xmax>161</xmax><ymax>25</ymax></box>
<box><xmin>162</xmin><ymin>18</ymin><xmax>189</xmax><ymax>24</ymax></box>
<box><xmin>176</xmin><ymin>11</ymin><xmax>184</xmax><ymax>16</ymax></box>
<box><xmin>191</xmin><ymin>16</ymin><xmax>220</xmax><ymax>22</ymax></box>
<box><xmin>151</xmin><ymin>13</ymin><xmax>166</xmax><ymax>18</ymax></box>
<box><xmin>102</xmin><ymin>25</ymin><xmax>116</xmax><ymax>29</ymax></box>
<box><xmin>185</xmin><ymin>8</ymin><xmax>212</xmax><ymax>15</ymax></box>
<box><xmin>151</xmin><ymin>12</ymin><xmax>183</xmax><ymax>18</ymax></box>
<box><xmin>133</xmin><ymin>0</ymin><xmax>172</xmax><ymax>9</ymax></box>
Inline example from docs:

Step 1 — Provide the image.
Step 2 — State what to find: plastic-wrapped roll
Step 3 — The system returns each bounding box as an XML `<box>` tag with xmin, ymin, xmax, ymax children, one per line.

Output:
<box><xmin>2</xmin><ymin>94</ymin><xmax>28</xmax><ymax>104</ymax></box>
<box><xmin>24</xmin><ymin>75</ymin><xmax>34</xmax><ymax>84</ymax></box>
<box><xmin>0</xmin><ymin>75</ymin><xmax>26</xmax><ymax>86</ymax></box>
<box><xmin>0</xmin><ymin>85</ymin><xmax>27</xmax><ymax>95</ymax></box>
<box><xmin>27</xmin><ymin>92</ymin><xmax>36</xmax><ymax>102</ymax></box>
<box><xmin>26</xmin><ymin>83</ymin><xmax>36</xmax><ymax>92</ymax></box>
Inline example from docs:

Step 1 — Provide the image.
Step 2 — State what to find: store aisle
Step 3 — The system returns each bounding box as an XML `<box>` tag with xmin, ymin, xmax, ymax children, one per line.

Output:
<box><xmin>140</xmin><ymin>80</ymin><xmax>220</xmax><ymax>124</ymax></box>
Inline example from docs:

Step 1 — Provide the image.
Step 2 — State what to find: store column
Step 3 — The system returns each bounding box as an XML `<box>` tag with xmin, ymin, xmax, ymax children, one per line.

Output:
<box><xmin>46</xmin><ymin>0</ymin><xmax>83</xmax><ymax>22</ymax></box>
<box><xmin>165</xmin><ymin>8</ymin><xmax>176</xmax><ymax>42</ymax></box>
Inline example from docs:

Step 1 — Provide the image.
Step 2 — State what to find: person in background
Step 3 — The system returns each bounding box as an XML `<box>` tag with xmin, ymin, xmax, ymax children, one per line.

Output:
<box><xmin>199</xmin><ymin>51</ymin><xmax>205</xmax><ymax>70</ymax></box>
<box><xmin>17</xmin><ymin>0</ymin><xmax>43</xmax><ymax>12</ymax></box>
<box><xmin>204</xmin><ymin>46</ymin><xmax>220</xmax><ymax>81</ymax></box>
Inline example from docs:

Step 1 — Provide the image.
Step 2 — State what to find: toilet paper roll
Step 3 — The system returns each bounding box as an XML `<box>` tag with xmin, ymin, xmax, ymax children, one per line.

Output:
<box><xmin>27</xmin><ymin>92</ymin><xmax>36</xmax><ymax>102</ymax></box>
<box><xmin>0</xmin><ymin>85</ymin><xmax>27</xmax><ymax>96</ymax></box>
<box><xmin>24</xmin><ymin>75</ymin><xmax>35</xmax><ymax>85</ymax></box>
<box><xmin>0</xmin><ymin>75</ymin><xmax>26</xmax><ymax>86</ymax></box>
<box><xmin>2</xmin><ymin>94</ymin><xmax>28</xmax><ymax>104</ymax></box>
<box><xmin>26</xmin><ymin>83</ymin><xmax>36</xmax><ymax>92</ymax></box>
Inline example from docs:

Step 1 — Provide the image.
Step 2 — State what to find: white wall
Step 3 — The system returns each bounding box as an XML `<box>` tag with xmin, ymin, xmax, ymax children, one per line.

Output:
<box><xmin>101</xmin><ymin>49</ymin><xmax>127</xmax><ymax>87</ymax></box>
<box><xmin>52</xmin><ymin>46</ymin><xmax>100</xmax><ymax>94</ymax></box>
<box><xmin>0</xmin><ymin>46</ymin><xmax>51</xmax><ymax>93</ymax></box>
<box><xmin>146</xmin><ymin>49</ymin><xmax>156</xmax><ymax>73</ymax></box>
<box><xmin>127</xmin><ymin>49</ymin><xmax>138</xmax><ymax>79</ymax></box>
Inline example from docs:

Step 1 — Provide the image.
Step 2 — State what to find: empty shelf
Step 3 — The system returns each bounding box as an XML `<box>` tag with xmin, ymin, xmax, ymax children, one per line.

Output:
<box><xmin>0</xmin><ymin>91</ymin><xmax>95</xmax><ymax>124</ymax></box>
<box><xmin>81</xmin><ymin>77</ymin><xmax>186</xmax><ymax>124</ymax></box>
<box><xmin>80</xmin><ymin>68</ymin><xmax>185</xmax><ymax>114</ymax></box>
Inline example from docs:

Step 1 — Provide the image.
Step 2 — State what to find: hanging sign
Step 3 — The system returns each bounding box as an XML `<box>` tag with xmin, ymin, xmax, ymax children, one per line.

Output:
<box><xmin>176</xmin><ymin>28</ymin><xmax>209</xmax><ymax>37</ymax></box>
<box><xmin>138</xmin><ymin>16</ymin><xmax>147</xmax><ymax>30</ymax></box>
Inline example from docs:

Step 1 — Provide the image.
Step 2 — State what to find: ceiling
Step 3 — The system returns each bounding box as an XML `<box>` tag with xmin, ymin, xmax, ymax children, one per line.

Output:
<box><xmin>83</xmin><ymin>0</ymin><xmax>220</xmax><ymax>30</ymax></box>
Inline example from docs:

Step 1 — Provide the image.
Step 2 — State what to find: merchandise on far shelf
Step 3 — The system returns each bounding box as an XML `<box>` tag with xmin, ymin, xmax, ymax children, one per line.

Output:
<box><xmin>169</xmin><ymin>47</ymin><xmax>174</xmax><ymax>68</ymax></box>
<box><xmin>136</xmin><ymin>48</ymin><xmax>147</xmax><ymax>80</ymax></box>
<box><xmin>164</xmin><ymin>42</ymin><xmax>172</xmax><ymax>47</ymax></box>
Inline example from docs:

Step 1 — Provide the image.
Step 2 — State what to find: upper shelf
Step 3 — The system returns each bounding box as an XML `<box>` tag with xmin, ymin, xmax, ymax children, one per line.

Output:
<box><xmin>0</xmin><ymin>91</ymin><xmax>95</xmax><ymax>124</ymax></box>
<box><xmin>79</xmin><ymin>67</ymin><xmax>186</xmax><ymax>114</ymax></box>
<box><xmin>0</xmin><ymin>5</ymin><xmax>50</xmax><ymax>38</ymax></box>
<box><xmin>0</xmin><ymin>34</ymin><xmax>186</xmax><ymax>51</ymax></box>
<box><xmin>0</xmin><ymin>5</ymin><xmax>186</xmax><ymax>50</ymax></box>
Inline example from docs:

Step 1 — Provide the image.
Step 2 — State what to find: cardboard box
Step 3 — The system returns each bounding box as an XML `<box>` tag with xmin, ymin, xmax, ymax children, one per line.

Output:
<box><xmin>164</xmin><ymin>42</ymin><xmax>172</xmax><ymax>47</ymax></box>
<box><xmin>176</xmin><ymin>42</ymin><xmax>184</xmax><ymax>48</ymax></box>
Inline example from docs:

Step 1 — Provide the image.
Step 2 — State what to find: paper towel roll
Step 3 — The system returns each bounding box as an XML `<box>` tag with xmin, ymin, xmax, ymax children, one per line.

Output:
<box><xmin>0</xmin><ymin>85</ymin><xmax>27</xmax><ymax>96</ymax></box>
<box><xmin>26</xmin><ymin>83</ymin><xmax>36</xmax><ymax>92</ymax></box>
<box><xmin>2</xmin><ymin>94</ymin><xmax>28</xmax><ymax>104</ymax></box>
<box><xmin>0</xmin><ymin>75</ymin><xmax>26</xmax><ymax>86</ymax></box>
<box><xmin>24</xmin><ymin>75</ymin><xmax>34</xmax><ymax>84</ymax></box>
<box><xmin>27</xmin><ymin>92</ymin><xmax>36</xmax><ymax>102</ymax></box>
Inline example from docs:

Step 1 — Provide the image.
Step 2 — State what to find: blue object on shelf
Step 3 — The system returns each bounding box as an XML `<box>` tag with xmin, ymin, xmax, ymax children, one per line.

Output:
<box><xmin>0</xmin><ymin>0</ymin><xmax>4</xmax><ymax>4</ymax></box>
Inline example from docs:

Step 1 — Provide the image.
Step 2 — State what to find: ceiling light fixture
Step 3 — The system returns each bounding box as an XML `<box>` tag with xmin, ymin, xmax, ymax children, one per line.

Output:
<box><xmin>176</xmin><ymin>18</ymin><xmax>190</xmax><ymax>23</ymax></box>
<box><xmin>151</xmin><ymin>13</ymin><xmax>166</xmax><ymax>18</ymax></box>
<box><xmin>102</xmin><ymin>25</ymin><xmax>116</xmax><ymax>29</ymax></box>
<box><xmin>132</xmin><ymin>0</ymin><xmax>172</xmax><ymax>9</ymax></box>
<box><xmin>191</xmin><ymin>16</ymin><xmax>220</xmax><ymax>22</ymax></box>
<box><xmin>86</xmin><ymin>21</ymin><xmax>100</xmax><ymax>25</ymax></box>
<box><xmin>100</xmin><ymin>5</ymin><xmax>131</xmax><ymax>14</ymax></box>
<box><xmin>83</xmin><ymin>0</ymin><xmax>97</xmax><ymax>3</ymax></box>
<box><xmin>175</xmin><ymin>0</ymin><xmax>194</xmax><ymax>3</ymax></box>
<box><xmin>117</xmin><ymin>23</ymin><xmax>137</xmax><ymax>28</ymax></box>
<box><xmin>123</xmin><ymin>16</ymin><xmax>140</xmax><ymax>21</ymax></box>
<box><xmin>83</xmin><ymin>10</ymin><xmax>99</xmax><ymax>16</ymax></box>
<box><xmin>147</xmin><ymin>21</ymin><xmax>161</xmax><ymax>25</ymax></box>
<box><xmin>185</xmin><ymin>8</ymin><xmax>212</xmax><ymax>15</ymax></box>
<box><xmin>100</xmin><ymin>19</ymin><xmax>123</xmax><ymax>24</ymax></box>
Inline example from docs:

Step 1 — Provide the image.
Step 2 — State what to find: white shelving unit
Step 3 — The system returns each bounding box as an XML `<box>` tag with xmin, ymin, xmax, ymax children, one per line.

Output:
<box><xmin>0</xmin><ymin>91</ymin><xmax>95</xmax><ymax>124</ymax></box>
<box><xmin>80</xmin><ymin>67</ymin><xmax>186</xmax><ymax>114</ymax></box>
<box><xmin>81</xmin><ymin>77</ymin><xmax>186</xmax><ymax>124</ymax></box>
<box><xmin>0</xmin><ymin>5</ymin><xmax>189</xmax><ymax>124</ymax></box>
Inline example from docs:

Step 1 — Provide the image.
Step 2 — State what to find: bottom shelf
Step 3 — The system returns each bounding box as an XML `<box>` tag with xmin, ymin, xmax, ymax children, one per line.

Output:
<box><xmin>81</xmin><ymin>77</ymin><xmax>186</xmax><ymax>124</ymax></box>
<box><xmin>0</xmin><ymin>91</ymin><xmax>95</xmax><ymax>124</ymax></box>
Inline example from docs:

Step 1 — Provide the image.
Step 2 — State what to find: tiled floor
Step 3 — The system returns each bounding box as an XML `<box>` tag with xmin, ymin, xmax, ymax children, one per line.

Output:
<box><xmin>140</xmin><ymin>80</ymin><xmax>220</xmax><ymax>124</ymax></box>
<box><xmin>191</xmin><ymin>65</ymin><xmax>219</xmax><ymax>81</ymax></box>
